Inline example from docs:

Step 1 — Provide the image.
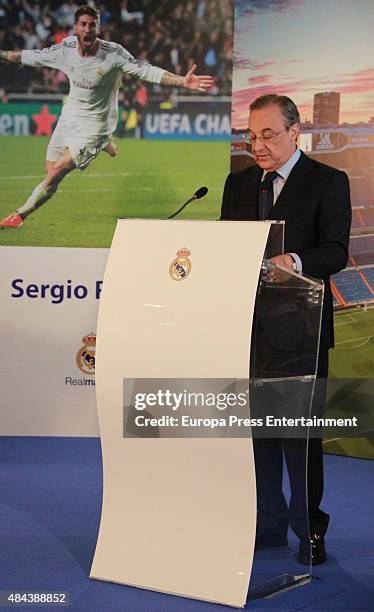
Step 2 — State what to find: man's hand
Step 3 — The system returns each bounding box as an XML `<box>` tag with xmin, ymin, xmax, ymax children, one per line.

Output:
<box><xmin>161</xmin><ymin>65</ymin><xmax>213</xmax><ymax>90</ymax></box>
<box><xmin>266</xmin><ymin>254</ymin><xmax>296</xmax><ymax>284</ymax></box>
<box><xmin>0</xmin><ymin>51</ymin><xmax>22</xmax><ymax>64</ymax></box>
<box><xmin>270</xmin><ymin>254</ymin><xmax>295</xmax><ymax>269</ymax></box>
<box><xmin>183</xmin><ymin>64</ymin><xmax>214</xmax><ymax>92</ymax></box>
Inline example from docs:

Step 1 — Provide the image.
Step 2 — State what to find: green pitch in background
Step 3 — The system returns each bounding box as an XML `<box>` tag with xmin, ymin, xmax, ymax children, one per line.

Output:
<box><xmin>325</xmin><ymin>308</ymin><xmax>374</xmax><ymax>460</ymax></box>
<box><xmin>0</xmin><ymin>136</ymin><xmax>230</xmax><ymax>247</ymax></box>
<box><xmin>330</xmin><ymin>308</ymin><xmax>374</xmax><ymax>378</ymax></box>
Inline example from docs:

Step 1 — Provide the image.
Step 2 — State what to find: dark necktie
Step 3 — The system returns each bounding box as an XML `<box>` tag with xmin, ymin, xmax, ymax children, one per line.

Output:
<box><xmin>258</xmin><ymin>171</ymin><xmax>279</xmax><ymax>220</ymax></box>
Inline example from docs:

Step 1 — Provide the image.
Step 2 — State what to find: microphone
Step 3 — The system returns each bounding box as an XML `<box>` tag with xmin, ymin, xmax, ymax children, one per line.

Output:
<box><xmin>167</xmin><ymin>187</ymin><xmax>208</xmax><ymax>219</ymax></box>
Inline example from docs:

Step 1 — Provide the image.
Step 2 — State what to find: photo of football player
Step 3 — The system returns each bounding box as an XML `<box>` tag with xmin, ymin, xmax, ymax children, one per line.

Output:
<box><xmin>0</xmin><ymin>4</ymin><xmax>213</xmax><ymax>228</ymax></box>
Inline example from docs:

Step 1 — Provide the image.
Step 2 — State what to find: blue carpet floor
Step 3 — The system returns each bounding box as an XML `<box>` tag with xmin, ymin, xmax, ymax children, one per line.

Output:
<box><xmin>0</xmin><ymin>437</ymin><xmax>373</xmax><ymax>611</ymax></box>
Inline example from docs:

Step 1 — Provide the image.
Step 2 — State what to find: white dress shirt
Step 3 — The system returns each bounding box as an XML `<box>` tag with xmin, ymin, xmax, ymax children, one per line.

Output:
<box><xmin>262</xmin><ymin>148</ymin><xmax>302</xmax><ymax>271</ymax></box>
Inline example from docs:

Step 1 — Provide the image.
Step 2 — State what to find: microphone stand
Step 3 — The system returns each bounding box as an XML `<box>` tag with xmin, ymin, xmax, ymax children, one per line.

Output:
<box><xmin>167</xmin><ymin>195</ymin><xmax>197</xmax><ymax>219</ymax></box>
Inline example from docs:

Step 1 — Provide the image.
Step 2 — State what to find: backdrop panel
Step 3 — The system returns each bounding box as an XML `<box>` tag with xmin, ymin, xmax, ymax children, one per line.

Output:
<box><xmin>0</xmin><ymin>246</ymin><xmax>108</xmax><ymax>436</ymax></box>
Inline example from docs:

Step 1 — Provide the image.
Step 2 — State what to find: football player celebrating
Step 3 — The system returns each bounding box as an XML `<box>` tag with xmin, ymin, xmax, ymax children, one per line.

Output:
<box><xmin>0</xmin><ymin>5</ymin><xmax>213</xmax><ymax>228</ymax></box>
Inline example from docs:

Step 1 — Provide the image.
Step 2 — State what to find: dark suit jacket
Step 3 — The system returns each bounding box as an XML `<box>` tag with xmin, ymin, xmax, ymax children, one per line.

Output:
<box><xmin>220</xmin><ymin>151</ymin><xmax>352</xmax><ymax>348</ymax></box>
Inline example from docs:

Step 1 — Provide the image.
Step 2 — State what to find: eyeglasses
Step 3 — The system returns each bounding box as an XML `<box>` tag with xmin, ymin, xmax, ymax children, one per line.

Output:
<box><xmin>244</xmin><ymin>128</ymin><xmax>288</xmax><ymax>145</ymax></box>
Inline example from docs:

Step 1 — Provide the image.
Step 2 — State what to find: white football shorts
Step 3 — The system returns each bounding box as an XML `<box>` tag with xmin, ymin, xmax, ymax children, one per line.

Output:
<box><xmin>46</xmin><ymin>116</ymin><xmax>110</xmax><ymax>170</ymax></box>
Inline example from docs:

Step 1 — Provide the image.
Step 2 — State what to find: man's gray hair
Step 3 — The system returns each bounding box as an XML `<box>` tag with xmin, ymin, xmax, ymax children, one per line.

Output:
<box><xmin>249</xmin><ymin>94</ymin><xmax>300</xmax><ymax>127</ymax></box>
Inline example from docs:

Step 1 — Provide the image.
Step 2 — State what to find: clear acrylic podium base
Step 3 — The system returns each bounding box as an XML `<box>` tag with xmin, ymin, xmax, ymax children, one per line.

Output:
<box><xmin>248</xmin><ymin>572</ymin><xmax>311</xmax><ymax>601</ymax></box>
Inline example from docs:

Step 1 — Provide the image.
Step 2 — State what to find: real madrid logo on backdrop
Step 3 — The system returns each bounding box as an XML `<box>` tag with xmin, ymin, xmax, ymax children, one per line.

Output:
<box><xmin>76</xmin><ymin>332</ymin><xmax>96</xmax><ymax>375</ymax></box>
<box><xmin>169</xmin><ymin>247</ymin><xmax>192</xmax><ymax>281</ymax></box>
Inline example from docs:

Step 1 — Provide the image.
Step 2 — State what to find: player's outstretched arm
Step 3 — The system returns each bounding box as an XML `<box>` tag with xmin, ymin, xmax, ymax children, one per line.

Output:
<box><xmin>161</xmin><ymin>64</ymin><xmax>213</xmax><ymax>92</ymax></box>
<box><xmin>0</xmin><ymin>51</ymin><xmax>22</xmax><ymax>64</ymax></box>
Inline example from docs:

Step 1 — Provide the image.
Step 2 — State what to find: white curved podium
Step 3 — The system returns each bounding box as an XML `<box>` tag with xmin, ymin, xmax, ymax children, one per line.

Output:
<box><xmin>90</xmin><ymin>219</ymin><xmax>271</xmax><ymax>607</ymax></box>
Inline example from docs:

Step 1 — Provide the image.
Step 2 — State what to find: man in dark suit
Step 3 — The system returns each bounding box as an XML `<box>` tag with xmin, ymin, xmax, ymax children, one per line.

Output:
<box><xmin>221</xmin><ymin>94</ymin><xmax>351</xmax><ymax>564</ymax></box>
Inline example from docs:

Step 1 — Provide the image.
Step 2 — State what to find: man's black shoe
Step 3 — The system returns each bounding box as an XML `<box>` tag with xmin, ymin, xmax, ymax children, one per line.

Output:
<box><xmin>298</xmin><ymin>533</ymin><xmax>327</xmax><ymax>565</ymax></box>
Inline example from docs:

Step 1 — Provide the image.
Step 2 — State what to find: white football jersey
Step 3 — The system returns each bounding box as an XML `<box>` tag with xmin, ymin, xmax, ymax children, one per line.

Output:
<box><xmin>22</xmin><ymin>36</ymin><xmax>165</xmax><ymax>136</ymax></box>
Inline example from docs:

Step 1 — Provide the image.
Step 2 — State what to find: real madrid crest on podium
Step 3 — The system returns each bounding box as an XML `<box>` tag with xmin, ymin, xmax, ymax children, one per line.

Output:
<box><xmin>169</xmin><ymin>247</ymin><xmax>192</xmax><ymax>281</ymax></box>
<box><xmin>76</xmin><ymin>332</ymin><xmax>96</xmax><ymax>375</ymax></box>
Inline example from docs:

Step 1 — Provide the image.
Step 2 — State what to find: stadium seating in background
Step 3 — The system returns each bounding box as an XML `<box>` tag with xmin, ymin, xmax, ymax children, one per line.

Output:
<box><xmin>362</xmin><ymin>207</ymin><xmax>374</xmax><ymax>227</ymax></box>
<box><xmin>362</xmin><ymin>266</ymin><xmax>374</xmax><ymax>288</ymax></box>
<box><xmin>332</xmin><ymin>267</ymin><xmax>374</xmax><ymax>305</ymax></box>
<box><xmin>350</xmin><ymin>234</ymin><xmax>374</xmax><ymax>256</ymax></box>
<box><xmin>0</xmin><ymin>0</ymin><xmax>233</xmax><ymax>97</ymax></box>
<box><xmin>350</xmin><ymin>177</ymin><xmax>373</xmax><ymax>207</ymax></box>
